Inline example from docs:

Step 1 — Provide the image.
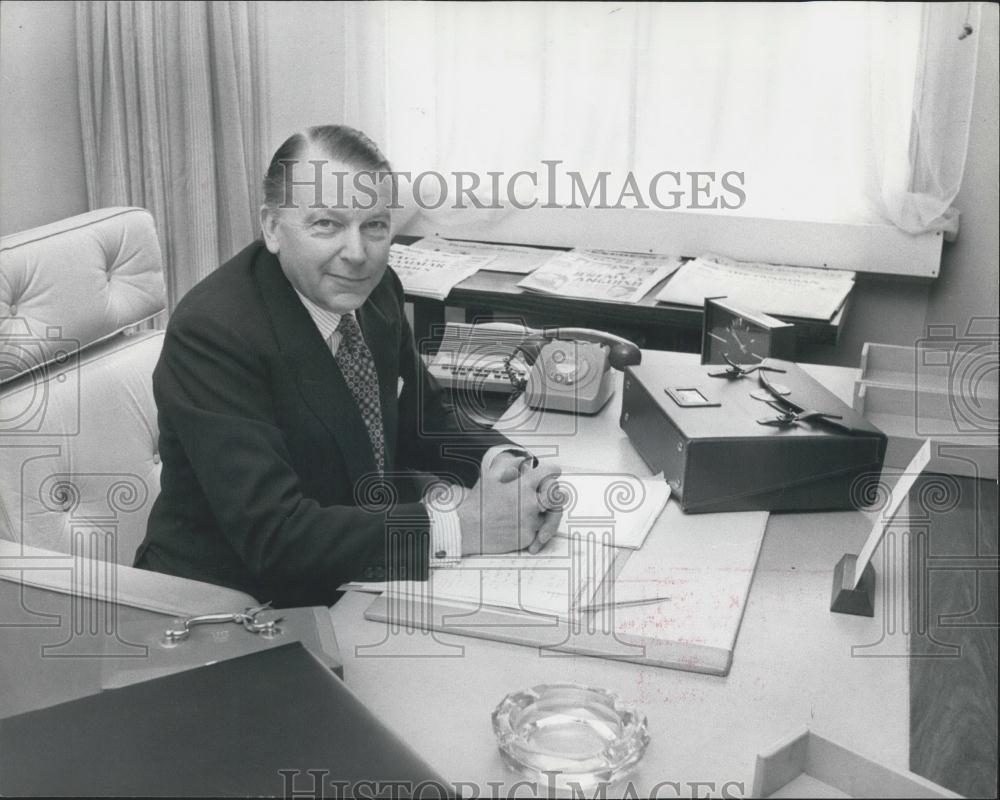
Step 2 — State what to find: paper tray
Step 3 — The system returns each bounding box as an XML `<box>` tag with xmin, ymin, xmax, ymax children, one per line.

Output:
<box><xmin>853</xmin><ymin>342</ymin><xmax>998</xmax><ymax>480</ymax></box>
<box><xmin>751</xmin><ymin>728</ymin><xmax>961</xmax><ymax>798</ymax></box>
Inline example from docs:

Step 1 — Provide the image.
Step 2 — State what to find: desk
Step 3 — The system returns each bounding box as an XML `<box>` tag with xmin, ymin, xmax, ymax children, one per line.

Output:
<box><xmin>395</xmin><ymin>236</ymin><xmax>848</xmax><ymax>355</ymax></box>
<box><xmin>1</xmin><ymin>352</ymin><xmax>994</xmax><ymax>797</ymax></box>
<box><xmin>329</xmin><ymin>351</ymin><xmax>995</xmax><ymax>797</ymax></box>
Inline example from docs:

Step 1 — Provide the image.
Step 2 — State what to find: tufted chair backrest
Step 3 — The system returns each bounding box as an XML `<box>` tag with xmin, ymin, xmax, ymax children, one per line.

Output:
<box><xmin>1</xmin><ymin>208</ymin><xmax>167</xmax><ymax>564</ymax></box>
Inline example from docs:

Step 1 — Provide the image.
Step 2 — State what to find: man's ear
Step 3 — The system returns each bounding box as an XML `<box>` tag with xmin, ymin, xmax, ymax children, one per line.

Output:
<box><xmin>260</xmin><ymin>205</ymin><xmax>280</xmax><ymax>254</ymax></box>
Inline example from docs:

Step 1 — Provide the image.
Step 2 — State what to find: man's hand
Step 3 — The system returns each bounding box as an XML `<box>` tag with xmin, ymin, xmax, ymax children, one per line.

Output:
<box><xmin>457</xmin><ymin>452</ymin><xmax>563</xmax><ymax>556</ymax></box>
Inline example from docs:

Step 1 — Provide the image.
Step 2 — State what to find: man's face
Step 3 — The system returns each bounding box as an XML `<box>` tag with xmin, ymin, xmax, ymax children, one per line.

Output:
<box><xmin>261</xmin><ymin>150</ymin><xmax>393</xmax><ymax>313</ymax></box>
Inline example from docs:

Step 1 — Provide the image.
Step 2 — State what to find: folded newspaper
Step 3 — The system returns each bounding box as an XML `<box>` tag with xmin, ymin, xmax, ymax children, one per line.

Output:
<box><xmin>410</xmin><ymin>237</ymin><xmax>553</xmax><ymax>274</ymax></box>
<box><xmin>518</xmin><ymin>249</ymin><xmax>682</xmax><ymax>304</ymax></box>
<box><xmin>388</xmin><ymin>243</ymin><xmax>494</xmax><ymax>300</ymax></box>
<box><xmin>655</xmin><ymin>253</ymin><xmax>855</xmax><ymax>321</ymax></box>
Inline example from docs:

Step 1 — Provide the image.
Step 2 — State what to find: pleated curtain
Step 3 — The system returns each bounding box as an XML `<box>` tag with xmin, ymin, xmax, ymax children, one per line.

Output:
<box><xmin>76</xmin><ymin>0</ymin><xmax>266</xmax><ymax>311</ymax></box>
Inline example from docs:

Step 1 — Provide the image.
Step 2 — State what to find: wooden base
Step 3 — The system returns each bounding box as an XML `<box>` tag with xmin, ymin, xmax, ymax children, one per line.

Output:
<box><xmin>830</xmin><ymin>553</ymin><xmax>876</xmax><ymax>617</ymax></box>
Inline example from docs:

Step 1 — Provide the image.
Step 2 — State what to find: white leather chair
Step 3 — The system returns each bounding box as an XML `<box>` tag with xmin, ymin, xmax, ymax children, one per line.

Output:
<box><xmin>1</xmin><ymin>207</ymin><xmax>167</xmax><ymax>565</ymax></box>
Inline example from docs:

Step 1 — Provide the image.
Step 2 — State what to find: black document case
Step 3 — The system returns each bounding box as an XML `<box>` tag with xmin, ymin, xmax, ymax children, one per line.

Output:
<box><xmin>620</xmin><ymin>359</ymin><xmax>887</xmax><ymax>513</ymax></box>
<box><xmin>0</xmin><ymin>642</ymin><xmax>449</xmax><ymax>797</ymax></box>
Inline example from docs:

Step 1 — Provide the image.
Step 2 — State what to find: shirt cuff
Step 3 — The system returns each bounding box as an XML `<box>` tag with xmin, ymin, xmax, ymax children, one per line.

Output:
<box><xmin>424</xmin><ymin>484</ymin><xmax>463</xmax><ymax>567</ymax></box>
<box><xmin>423</xmin><ymin>447</ymin><xmax>537</xmax><ymax>567</ymax></box>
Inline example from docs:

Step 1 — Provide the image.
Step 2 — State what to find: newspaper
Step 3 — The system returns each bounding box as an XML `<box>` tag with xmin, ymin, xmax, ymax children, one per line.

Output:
<box><xmin>410</xmin><ymin>237</ymin><xmax>553</xmax><ymax>274</ymax></box>
<box><xmin>518</xmin><ymin>248</ymin><xmax>682</xmax><ymax>304</ymax></box>
<box><xmin>388</xmin><ymin>243</ymin><xmax>494</xmax><ymax>300</ymax></box>
<box><xmin>655</xmin><ymin>253</ymin><xmax>855</xmax><ymax>321</ymax></box>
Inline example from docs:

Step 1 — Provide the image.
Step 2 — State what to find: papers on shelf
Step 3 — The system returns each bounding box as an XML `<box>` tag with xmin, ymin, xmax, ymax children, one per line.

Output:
<box><xmin>340</xmin><ymin>535</ymin><xmax>620</xmax><ymax>618</ymax></box>
<box><xmin>517</xmin><ymin>248</ymin><xmax>682</xmax><ymax>304</ymax></box>
<box><xmin>388</xmin><ymin>244</ymin><xmax>494</xmax><ymax>300</ymax></box>
<box><xmin>655</xmin><ymin>253</ymin><xmax>855</xmax><ymax>321</ymax></box>
<box><xmin>553</xmin><ymin>471</ymin><xmax>670</xmax><ymax>550</ymax></box>
<box><xmin>410</xmin><ymin>237</ymin><xmax>553</xmax><ymax>274</ymax></box>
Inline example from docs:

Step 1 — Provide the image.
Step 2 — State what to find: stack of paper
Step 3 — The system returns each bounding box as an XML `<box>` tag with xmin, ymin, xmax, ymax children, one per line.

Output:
<box><xmin>340</xmin><ymin>472</ymin><xmax>670</xmax><ymax>617</ymax></box>
<box><xmin>518</xmin><ymin>249</ymin><xmax>681</xmax><ymax>304</ymax></box>
<box><xmin>341</xmin><ymin>535</ymin><xmax>621</xmax><ymax>618</ymax></box>
<box><xmin>411</xmin><ymin>237</ymin><xmax>553</xmax><ymax>275</ymax></box>
<box><xmin>655</xmin><ymin>253</ymin><xmax>855</xmax><ymax>321</ymax></box>
<box><xmin>388</xmin><ymin>244</ymin><xmax>494</xmax><ymax>300</ymax></box>
<box><xmin>553</xmin><ymin>471</ymin><xmax>670</xmax><ymax>550</ymax></box>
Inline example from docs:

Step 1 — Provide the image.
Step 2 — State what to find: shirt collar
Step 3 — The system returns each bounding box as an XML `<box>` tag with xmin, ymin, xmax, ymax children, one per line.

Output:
<box><xmin>294</xmin><ymin>290</ymin><xmax>353</xmax><ymax>343</ymax></box>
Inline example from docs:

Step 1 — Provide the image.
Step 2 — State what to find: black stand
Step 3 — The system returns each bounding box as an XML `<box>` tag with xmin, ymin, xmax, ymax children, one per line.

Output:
<box><xmin>830</xmin><ymin>554</ymin><xmax>876</xmax><ymax>617</ymax></box>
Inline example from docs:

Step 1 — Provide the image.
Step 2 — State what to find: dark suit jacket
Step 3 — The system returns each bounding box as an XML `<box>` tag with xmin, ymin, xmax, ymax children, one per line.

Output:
<box><xmin>134</xmin><ymin>240</ymin><xmax>511</xmax><ymax>607</ymax></box>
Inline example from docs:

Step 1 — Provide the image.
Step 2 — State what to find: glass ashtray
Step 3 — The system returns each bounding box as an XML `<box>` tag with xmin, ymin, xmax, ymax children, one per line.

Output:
<box><xmin>491</xmin><ymin>683</ymin><xmax>650</xmax><ymax>787</ymax></box>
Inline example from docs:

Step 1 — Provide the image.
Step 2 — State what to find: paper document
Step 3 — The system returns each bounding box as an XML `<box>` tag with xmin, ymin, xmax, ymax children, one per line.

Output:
<box><xmin>411</xmin><ymin>237</ymin><xmax>553</xmax><ymax>274</ymax></box>
<box><xmin>655</xmin><ymin>253</ymin><xmax>855</xmax><ymax>320</ymax></box>
<box><xmin>340</xmin><ymin>535</ymin><xmax>621</xmax><ymax>618</ymax></box>
<box><xmin>585</xmin><ymin>502</ymin><xmax>769</xmax><ymax>665</ymax></box>
<box><xmin>388</xmin><ymin>244</ymin><xmax>493</xmax><ymax>300</ymax></box>
<box><xmin>518</xmin><ymin>249</ymin><xmax>681</xmax><ymax>304</ymax></box>
<box><xmin>552</xmin><ymin>471</ymin><xmax>670</xmax><ymax>550</ymax></box>
<box><xmin>852</xmin><ymin>440</ymin><xmax>932</xmax><ymax>588</ymax></box>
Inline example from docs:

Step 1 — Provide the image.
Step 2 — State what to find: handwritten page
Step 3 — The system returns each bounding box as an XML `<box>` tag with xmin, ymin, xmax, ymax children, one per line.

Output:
<box><xmin>655</xmin><ymin>253</ymin><xmax>855</xmax><ymax>320</ymax></box>
<box><xmin>388</xmin><ymin>244</ymin><xmax>494</xmax><ymax>300</ymax></box>
<box><xmin>852</xmin><ymin>440</ymin><xmax>932</xmax><ymax>588</ymax></box>
<box><xmin>410</xmin><ymin>237</ymin><xmax>553</xmax><ymax>274</ymax></box>
<box><xmin>518</xmin><ymin>249</ymin><xmax>682</xmax><ymax>304</ymax></box>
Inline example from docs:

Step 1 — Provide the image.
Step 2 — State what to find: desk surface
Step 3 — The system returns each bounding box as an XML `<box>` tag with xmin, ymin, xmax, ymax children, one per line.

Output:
<box><xmin>2</xmin><ymin>351</ymin><xmax>992</xmax><ymax>797</ymax></box>
<box><xmin>330</xmin><ymin>352</ymin><xmax>916</xmax><ymax>795</ymax></box>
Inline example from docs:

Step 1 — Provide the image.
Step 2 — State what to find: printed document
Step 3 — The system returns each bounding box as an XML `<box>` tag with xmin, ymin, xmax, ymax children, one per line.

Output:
<box><xmin>655</xmin><ymin>253</ymin><xmax>855</xmax><ymax>320</ymax></box>
<box><xmin>519</xmin><ymin>249</ymin><xmax>681</xmax><ymax>304</ymax></box>
<box><xmin>388</xmin><ymin>244</ymin><xmax>494</xmax><ymax>300</ymax></box>
<box><xmin>411</xmin><ymin>237</ymin><xmax>553</xmax><ymax>274</ymax></box>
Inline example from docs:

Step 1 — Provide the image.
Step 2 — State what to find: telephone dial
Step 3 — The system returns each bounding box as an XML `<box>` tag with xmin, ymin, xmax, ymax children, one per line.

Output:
<box><xmin>519</xmin><ymin>327</ymin><xmax>641</xmax><ymax>414</ymax></box>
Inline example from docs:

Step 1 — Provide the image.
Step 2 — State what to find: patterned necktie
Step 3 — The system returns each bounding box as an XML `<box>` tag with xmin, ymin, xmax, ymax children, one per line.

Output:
<box><xmin>333</xmin><ymin>315</ymin><xmax>385</xmax><ymax>473</ymax></box>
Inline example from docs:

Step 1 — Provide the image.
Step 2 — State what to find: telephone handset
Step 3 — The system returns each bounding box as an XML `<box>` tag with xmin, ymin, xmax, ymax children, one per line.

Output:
<box><xmin>521</xmin><ymin>327</ymin><xmax>641</xmax><ymax>414</ymax></box>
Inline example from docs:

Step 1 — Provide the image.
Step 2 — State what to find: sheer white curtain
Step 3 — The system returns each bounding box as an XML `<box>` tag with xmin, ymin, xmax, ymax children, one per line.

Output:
<box><xmin>343</xmin><ymin>1</ymin><xmax>980</xmax><ymax>237</ymax></box>
<box><xmin>868</xmin><ymin>2</ymin><xmax>981</xmax><ymax>237</ymax></box>
<box><xmin>77</xmin><ymin>0</ymin><xmax>266</xmax><ymax>309</ymax></box>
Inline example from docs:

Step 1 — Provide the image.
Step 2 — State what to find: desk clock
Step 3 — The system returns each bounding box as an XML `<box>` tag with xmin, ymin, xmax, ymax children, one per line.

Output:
<box><xmin>701</xmin><ymin>297</ymin><xmax>797</xmax><ymax>365</ymax></box>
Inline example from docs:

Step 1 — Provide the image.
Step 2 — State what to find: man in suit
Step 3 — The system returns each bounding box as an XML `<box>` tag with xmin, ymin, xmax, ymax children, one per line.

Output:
<box><xmin>135</xmin><ymin>125</ymin><xmax>561</xmax><ymax>607</ymax></box>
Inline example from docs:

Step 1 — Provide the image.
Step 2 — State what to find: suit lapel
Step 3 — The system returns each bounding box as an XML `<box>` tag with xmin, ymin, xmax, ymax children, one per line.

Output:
<box><xmin>253</xmin><ymin>247</ymin><xmax>379</xmax><ymax>482</ymax></box>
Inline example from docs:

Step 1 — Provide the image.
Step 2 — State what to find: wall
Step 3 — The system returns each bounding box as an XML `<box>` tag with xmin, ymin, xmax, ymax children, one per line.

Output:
<box><xmin>0</xmin><ymin>0</ymin><xmax>88</xmax><ymax>236</ymax></box>
<box><xmin>926</xmin><ymin>3</ymin><xmax>1000</xmax><ymax>336</ymax></box>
